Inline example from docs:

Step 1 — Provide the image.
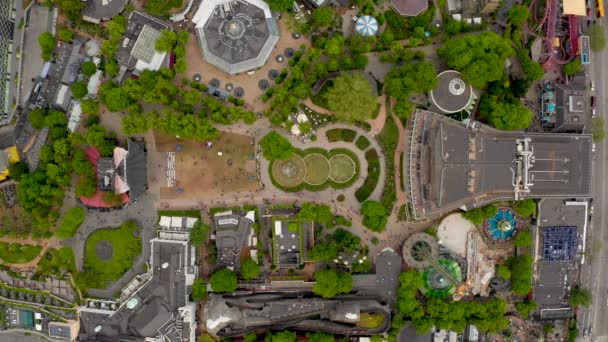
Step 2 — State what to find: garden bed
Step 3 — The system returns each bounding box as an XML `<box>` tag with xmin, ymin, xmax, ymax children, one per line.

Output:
<box><xmin>326</xmin><ymin>128</ymin><xmax>357</xmax><ymax>142</ymax></box>
<box><xmin>355</xmin><ymin>149</ymin><xmax>380</xmax><ymax>202</ymax></box>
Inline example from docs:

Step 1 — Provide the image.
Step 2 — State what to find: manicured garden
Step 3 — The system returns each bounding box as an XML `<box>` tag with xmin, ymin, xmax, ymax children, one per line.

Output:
<box><xmin>355</xmin><ymin>135</ymin><xmax>371</xmax><ymax>150</ymax></box>
<box><xmin>0</xmin><ymin>243</ymin><xmax>42</xmax><ymax>264</ymax></box>
<box><xmin>270</xmin><ymin>148</ymin><xmax>359</xmax><ymax>191</ymax></box>
<box><xmin>326</xmin><ymin>128</ymin><xmax>357</xmax><ymax>142</ymax></box>
<box><xmin>82</xmin><ymin>220</ymin><xmax>142</xmax><ymax>286</ymax></box>
<box><xmin>355</xmin><ymin>149</ymin><xmax>380</xmax><ymax>202</ymax></box>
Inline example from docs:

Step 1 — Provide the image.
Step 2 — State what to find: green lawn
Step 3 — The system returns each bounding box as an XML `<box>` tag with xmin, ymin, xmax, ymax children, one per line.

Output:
<box><xmin>55</xmin><ymin>207</ymin><xmax>85</xmax><ymax>239</ymax></box>
<box><xmin>356</xmin><ymin>313</ymin><xmax>386</xmax><ymax>328</ymax></box>
<box><xmin>303</xmin><ymin>153</ymin><xmax>330</xmax><ymax>185</ymax></box>
<box><xmin>355</xmin><ymin>135</ymin><xmax>371</xmax><ymax>150</ymax></box>
<box><xmin>84</xmin><ymin>221</ymin><xmax>142</xmax><ymax>281</ymax></box>
<box><xmin>288</xmin><ymin>222</ymin><xmax>298</xmax><ymax>233</ymax></box>
<box><xmin>0</xmin><ymin>243</ymin><xmax>42</xmax><ymax>264</ymax></box>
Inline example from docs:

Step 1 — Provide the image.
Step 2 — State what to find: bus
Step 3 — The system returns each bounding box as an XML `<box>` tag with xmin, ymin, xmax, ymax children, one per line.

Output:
<box><xmin>597</xmin><ymin>0</ymin><xmax>604</xmax><ymax>18</ymax></box>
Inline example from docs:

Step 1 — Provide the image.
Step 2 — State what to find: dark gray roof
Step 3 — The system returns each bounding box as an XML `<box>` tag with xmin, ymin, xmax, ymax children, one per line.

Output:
<box><xmin>48</xmin><ymin>322</ymin><xmax>72</xmax><ymax>340</ymax></box>
<box><xmin>214</xmin><ymin>213</ymin><xmax>252</xmax><ymax>268</ymax></box>
<box><xmin>97</xmin><ymin>157</ymin><xmax>115</xmax><ymax>192</ymax></box>
<box><xmin>553</xmin><ymin>80</ymin><xmax>587</xmax><ymax>133</ymax></box>
<box><xmin>82</xmin><ymin>0</ymin><xmax>128</xmax><ymax>21</ymax></box>
<box><xmin>194</xmin><ymin>0</ymin><xmax>280</xmax><ymax>74</ymax></box>
<box><xmin>0</xmin><ymin>125</ymin><xmax>15</xmax><ymax>150</ymax></box>
<box><xmin>405</xmin><ymin>110</ymin><xmax>593</xmax><ymax>219</ymax></box>
<box><xmin>61</xmin><ymin>41</ymin><xmax>85</xmax><ymax>85</ymax></box>
<box><xmin>125</xmin><ymin>140</ymin><xmax>147</xmax><ymax>201</ymax></box>
<box><xmin>429</xmin><ymin>70</ymin><xmax>474</xmax><ymax>114</ymax></box>
<box><xmin>116</xmin><ymin>11</ymin><xmax>170</xmax><ymax>69</ymax></box>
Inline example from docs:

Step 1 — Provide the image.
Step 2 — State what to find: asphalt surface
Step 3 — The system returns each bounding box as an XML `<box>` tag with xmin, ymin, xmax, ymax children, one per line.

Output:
<box><xmin>578</xmin><ymin>15</ymin><xmax>608</xmax><ymax>342</ymax></box>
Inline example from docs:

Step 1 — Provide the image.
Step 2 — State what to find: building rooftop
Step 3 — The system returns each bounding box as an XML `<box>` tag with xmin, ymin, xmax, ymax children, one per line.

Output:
<box><xmin>124</xmin><ymin>140</ymin><xmax>147</xmax><ymax>201</ymax></box>
<box><xmin>405</xmin><ymin>110</ymin><xmax>592</xmax><ymax>219</ymax></box>
<box><xmin>429</xmin><ymin>70</ymin><xmax>475</xmax><ymax>114</ymax></box>
<box><xmin>97</xmin><ymin>157</ymin><xmax>115</xmax><ymax>192</ymax></box>
<box><xmin>116</xmin><ymin>11</ymin><xmax>170</xmax><ymax>73</ymax></box>
<box><xmin>214</xmin><ymin>211</ymin><xmax>254</xmax><ymax>268</ymax></box>
<box><xmin>79</xmin><ymin>239</ymin><xmax>197</xmax><ymax>341</ymax></box>
<box><xmin>352</xmin><ymin>248</ymin><xmax>402</xmax><ymax>307</ymax></box>
<box><xmin>0</xmin><ymin>1</ymin><xmax>20</xmax><ymax>122</ymax></box>
<box><xmin>192</xmin><ymin>0</ymin><xmax>280</xmax><ymax>74</ymax></box>
<box><xmin>82</xmin><ymin>0</ymin><xmax>128</xmax><ymax>22</ymax></box>
<box><xmin>391</xmin><ymin>0</ymin><xmax>428</xmax><ymax>16</ymax></box>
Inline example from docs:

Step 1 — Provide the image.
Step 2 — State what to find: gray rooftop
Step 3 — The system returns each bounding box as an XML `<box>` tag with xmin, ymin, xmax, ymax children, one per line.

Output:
<box><xmin>193</xmin><ymin>0</ymin><xmax>280</xmax><ymax>74</ymax></box>
<box><xmin>352</xmin><ymin>248</ymin><xmax>402</xmax><ymax>307</ymax></box>
<box><xmin>553</xmin><ymin>78</ymin><xmax>588</xmax><ymax>133</ymax></box>
<box><xmin>131</xmin><ymin>25</ymin><xmax>161</xmax><ymax>64</ymax></box>
<box><xmin>405</xmin><ymin>110</ymin><xmax>592</xmax><ymax>219</ymax></box>
<box><xmin>116</xmin><ymin>11</ymin><xmax>170</xmax><ymax>70</ymax></box>
<box><xmin>79</xmin><ymin>239</ymin><xmax>194</xmax><ymax>341</ymax></box>
<box><xmin>125</xmin><ymin>140</ymin><xmax>147</xmax><ymax>201</ymax></box>
<box><xmin>214</xmin><ymin>212</ymin><xmax>253</xmax><ymax>268</ymax></box>
<box><xmin>82</xmin><ymin>0</ymin><xmax>128</xmax><ymax>21</ymax></box>
<box><xmin>429</xmin><ymin>70</ymin><xmax>474</xmax><ymax>114</ymax></box>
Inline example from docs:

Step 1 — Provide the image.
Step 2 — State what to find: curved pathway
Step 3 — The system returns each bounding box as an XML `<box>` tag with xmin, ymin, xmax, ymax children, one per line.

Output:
<box><xmin>0</xmin><ymin>236</ymin><xmax>61</xmax><ymax>270</ymax></box>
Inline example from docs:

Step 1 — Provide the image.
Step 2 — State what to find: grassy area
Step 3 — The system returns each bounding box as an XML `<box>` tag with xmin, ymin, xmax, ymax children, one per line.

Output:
<box><xmin>83</xmin><ymin>220</ymin><xmax>142</xmax><ymax>283</ymax></box>
<box><xmin>55</xmin><ymin>207</ymin><xmax>85</xmax><ymax>239</ymax></box>
<box><xmin>0</xmin><ymin>243</ymin><xmax>42</xmax><ymax>264</ymax></box>
<box><xmin>355</xmin><ymin>149</ymin><xmax>381</xmax><ymax>202</ymax></box>
<box><xmin>326</xmin><ymin>128</ymin><xmax>357</xmax><ymax>143</ymax></box>
<box><xmin>355</xmin><ymin>135</ymin><xmax>371</xmax><ymax>150</ymax></box>
<box><xmin>36</xmin><ymin>247</ymin><xmax>76</xmax><ymax>277</ymax></box>
<box><xmin>356</xmin><ymin>313</ymin><xmax>386</xmax><ymax>328</ymax></box>
<box><xmin>288</xmin><ymin>222</ymin><xmax>298</xmax><ymax>233</ymax></box>
<box><xmin>376</xmin><ymin>112</ymin><xmax>399</xmax><ymax>212</ymax></box>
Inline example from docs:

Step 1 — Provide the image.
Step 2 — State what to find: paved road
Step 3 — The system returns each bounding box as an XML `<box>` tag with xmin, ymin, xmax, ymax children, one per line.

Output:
<box><xmin>579</xmin><ymin>17</ymin><xmax>608</xmax><ymax>341</ymax></box>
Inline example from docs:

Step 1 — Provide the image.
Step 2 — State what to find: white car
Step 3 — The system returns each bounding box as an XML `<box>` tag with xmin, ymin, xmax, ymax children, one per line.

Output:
<box><xmin>592</xmin><ymin>109</ymin><xmax>596</xmax><ymax>117</ymax></box>
<box><xmin>591</xmin><ymin>81</ymin><xmax>595</xmax><ymax>91</ymax></box>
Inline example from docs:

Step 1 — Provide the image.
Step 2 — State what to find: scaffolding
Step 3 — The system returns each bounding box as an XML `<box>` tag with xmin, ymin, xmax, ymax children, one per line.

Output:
<box><xmin>542</xmin><ymin>226</ymin><xmax>577</xmax><ymax>262</ymax></box>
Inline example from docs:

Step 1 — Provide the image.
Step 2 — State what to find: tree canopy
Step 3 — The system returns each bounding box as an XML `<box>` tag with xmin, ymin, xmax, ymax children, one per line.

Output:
<box><xmin>517</xmin><ymin>50</ymin><xmax>544</xmax><ymax>81</ymax></box>
<box><xmin>307</xmin><ymin>242</ymin><xmax>338</xmax><ymax>261</ymax></box>
<box><xmin>144</xmin><ymin>0</ymin><xmax>182</xmax><ymax>16</ymax></box>
<box><xmin>513</xmin><ymin>230</ymin><xmax>533</xmax><ymax>248</ymax></box>
<box><xmin>8</xmin><ymin>162</ymin><xmax>28</xmax><ymax>181</ymax></box>
<box><xmin>81</xmin><ymin>99</ymin><xmax>99</xmax><ymax>115</ymax></box>
<box><xmin>192</xmin><ymin>278</ymin><xmax>207</xmax><ymax>300</ymax></box>
<box><xmin>155</xmin><ymin>30</ymin><xmax>178</xmax><ymax>52</ymax></box>
<box><xmin>563</xmin><ymin>58</ymin><xmax>582</xmax><ymax>76</ymax></box>
<box><xmin>507</xmin><ymin>5</ymin><xmax>529</xmax><ymax>26</ymax></box>
<box><xmin>55</xmin><ymin>0</ymin><xmax>86</xmax><ymax>22</ymax></box>
<box><xmin>38</xmin><ymin>32</ymin><xmax>55</xmax><ymax>61</ymax></box>
<box><xmin>385</xmin><ymin>61</ymin><xmax>437</xmax><ymax>120</ymax></box>
<box><xmin>361</xmin><ymin>200</ymin><xmax>388</xmax><ymax>232</ymax></box>
<box><xmin>333</xmin><ymin>228</ymin><xmax>361</xmax><ymax>252</ymax></box>
<box><xmin>461</xmin><ymin>204</ymin><xmax>497</xmax><ymax>225</ymax></box>
<box><xmin>312</xmin><ymin>7</ymin><xmax>335</xmax><ymax>28</ymax></box>
<box><xmin>312</xmin><ymin>269</ymin><xmax>353</xmax><ymax>298</ymax></box>
<box><xmin>240</xmin><ymin>258</ymin><xmax>260</xmax><ymax>280</ymax></box>
<box><xmin>58</xmin><ymin>27</ymin><xmax>73</xmax><ymax>42</ymax></box>
<box><xmin>265</xmin><ymin>0</ymin><xmax>292</xmax><ymax>11</ymax></box>
<box><xmin>437</xmin><ymin>32</ymin><xmax>515</xmax><ymax>88</ymax></box>
<box><xmin>70</xmin><ymin>81</ymin><xmax>88</xmax><ymax>99</ymax></box>
<box><xmin>569</xmin><ymin>287</ymin><xmax>592</xmax><ymax>307</ymax></box>
<box><xmin>480</xmin><ymin>95</ymin><xmax>532</xmax><ymax>130</ymax></box>
<box><xmin>189</xmin><ymin>221</ymin><xmax>209</xmax><ymax>246</ymax></box>
<box><xmin>81</xmin><ymin>61</ymin><xmax>97</xmax><ymax>77</ymax></box>
<box><xmin>306</xmin><ymin>332</ymin><xmax>335</xmax><ymax>342</ymax></box>
<box><xmin>497</xmin><ymin>265</ymin><xmax>511</xmax><ymax>280</ymax></box>
<box><xmin>259</xmin><ymin>132</ymin><xmax>295</xmax><ymax>160</ymax></box>
<box><xmin>298</xmin><ymin>202</ymin><xmax>333</xmax><ymax>224</ymax></box>
<box><xmin>325</xmin><ymin>74</ymin><xmax>378</xmax><ymax>121</ymax></box>
<box><xmin>210</xmin><ymin>268</ymin><xmax>238</xmax><ymax>292</ymax></box>
<box><xmin>511</xmin><ymin>199</ymin><xmax>536</xmax><ymax>217</ymax></box>
<box><xmin>514</xmin><ymin>299</ymin><xmax>536</xmax><ymax>319</ymax></box>
<box><xmin>265</xmin><ymin>331</ymin><xmax>297</xmax><ymax>342</ymax></box>
<box><xmin>507</xmin><ymin>254</ymin><xmax>533</xmax><ymax>295</ymax></box>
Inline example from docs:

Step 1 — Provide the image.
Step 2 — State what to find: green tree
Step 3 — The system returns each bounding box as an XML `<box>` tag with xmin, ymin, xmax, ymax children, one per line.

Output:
<box><xmin>265</xmin><ymin>0</ymin><xmax>292</xmax><ymax>11</ymax></box>
<box><xmin>312</xmin><ymin>7</ymin><xmax>334</xmax><ymax>28</ymax></box>
<box><xmin>333</xmin><ymin>228</ymin><xmax>360</xmax><ymax>252</ymax></box>
<box><xmin>28</xmin><ymin>108</ymin><xmax>47</xmax><ymax>129</ymax></box>
<box><xmin>361</xmin><ymin>200</ymin><xmax>387</xmax><ymax>232</ymax></box>
<box><xmin>497</xmin><ymin>265</ymin><xmax>511</xmax><ymax>280</ymax></box>
<box><xmin>81</xmin><ymin>61</ymin><xmax>97</xmax><ymax>77</ymax></box>
<box><xmin>210</xmin><ymin>268</ymin><xmax>237</xmax><ymax>292</ymax></box>
<box><xmin>38</xmin><ymin>32</ymin><xmax>55</xmax><ymax>61</ymax></box>
<box><xmin>266</xmin><ymin>331</ymin><xmax>297</xmax><ymax>342</ymax></box>
<box><xmin>81</xmin><ymin>99</ymin><xmax>99</xmax><ymax>115</ymax></box>
<box><xmin>244</xmin><ymin>332</ymin><xmax>257</xmax><ymax>342</ymax></box>
<box><xmin>462</xmin><ymin>204</ymin><xmax>497</xmax><ymax>225</ymax></box>
<box><xmin>515</xmin><ymin>300</ymin><xmax>537</xmax><ymax>319</ymax></box>
<box><xmin>563</xmin><ymin>58</ymin><xmax>582</xmax><ymax>76</ymax></box>
<box><xmin>507</xmin><ymin>5</ymin><xmax>529</xmax><ymax>26</ymax></box>
<box><xmin>192</xmin><ymin>278</ymin><xmax>207</xmax><ymax>300</ymax></box>
<box><xmin>105</xmin><ymin>58</ymin><xmax>120</xmax><ymax>77</ymax></box>
<box><xmin>85</xmin><ymin>124</ymin><xmax>106</xmax><ymax>147</ymax></box>
<box><xmin>569</xmin><ymin>287</ymin><xmax>592</xmax><ymax>307</ymax></box>
<box><xmin>58</xmin><ymin>27</ymin><xmax>73</xmax><ymax>42</ymax></box>
<box><xmin>145</xmin><ymin>0</ymin><xmax>183</xmax><ymax>16</ymax></box>
<box><xmin>75</xmin><ymin>176</ymin><xmax>97</xmax><ymax>197</ymax></box>
<box><xmin>189</xmin><ymin>221</ymin><xmax>209</xmax><ymax>246</ymax></box>
<box><xmin>71</xmin><ymin>81</ymin><xmax>88</xmax><ymax>99</ymax></box>
<box><xmin>259</xmin><ymin>132</ymin><xmax>295</xmax><ymax>160</ymax></box>
<box><xmin>592</xmin><ymin>117</ymin><xmax>606</xmax><ymax>142</ymax></box>
<box><xmin>517</xmin><ymin>50</ymin><xmax>544</xmax><ymax>81</ymax></box>
<box><xmin>155</xmin><ymin>30</ymin><xmax>177</xmax><ymax>52</ymax></box>
<box><xmin>72</xmin><ymin>150</ymin><xmax>94</xmax><ymax>176</ymax></box>
<box><xmin>103</xmin><ymin>87</ymin><xmax>132</xmax><ymax>112</ymax></box>
<box><xmin>308</xmin><ymin>242</ymin><xmax>338</xmax><ymax>261</ymax></box>
<box><xmin>240</xmin><ymin>258</ymin><xmax>260</xmax><ymax>280</ymax></box>
<box><xmin>507</xmin><ymin>254</ymin><xmax>533</xmax><ymax>295</ymax></box>
<box><xmin>481</xmin><ymin>96</ymin><xmax>532</xmax><ymax>130</ymax></box>
<box><xmin>324</xmin><ymin>35</ymin><xmax>345</xmax><ymax>57</ymax></box>
<box><xmin>386</xmin><ymin>61</ymin><xmax>438</xmax><ymax>98</ymax></box>
<box><xmin>102</xmin><ymin>39</ymin><xmax>119</xmax><ymax>57</ymax></box>
<box><xmin>513</xmin><ymin>230</ymin><xmax>533</xmax><ymax>248</ymax></box>
<box><xmin>437</xmin><ymin>32</ymin><xmax>515</xmax><ymax>88</ymax></box>
<box><xmin>325</xmin><ymin>74</ymin><xmax>378</xmax><ymax>121</ymax></box>
<box><xmin>512</xmin><ymin>199</ymin><xmax>536</xmax><ymax>217</ymax></box>
<box><xmin>107</xmin><ymin>16</ymin><xmax>126</xmax><ymax>40</ymax></box>
<box><xmin>8</xmin><ymin>162</ymin><xmax>28</xmax><ymax>181</ymax></box>
<box><xmin>306</xmin><ymin>332</ymin><xmax>334</xmax><ymax>342</ymax></box>
<box><xmin>55</xmin><ymin>0</ymin><xmax>85</xmax><ymax>22</ymax></box>
<box><xmin>312</xmin><ymin>269</ymin><xmax>353</xmax><ymax>298</ymax></box>
<box><xmin>590</xmin><ymin>23</ymin><xmax>606</xmax><ymax>52</ymax></box>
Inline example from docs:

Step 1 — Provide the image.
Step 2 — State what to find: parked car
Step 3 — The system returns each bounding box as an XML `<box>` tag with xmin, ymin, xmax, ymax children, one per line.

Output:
<box><xmin>591</xmin><ymin>81</ymin><xmax>595</xmax><ymax>91</ymax></box>
<box><xmin>593</xmin><ymin>108</ymin><xmax>597</xmax><ymax>117</ymax></box>
<box><xmin>591</xmin><ymin>95</ymin><xmax>596</xmax><ymax>108</ymax></box>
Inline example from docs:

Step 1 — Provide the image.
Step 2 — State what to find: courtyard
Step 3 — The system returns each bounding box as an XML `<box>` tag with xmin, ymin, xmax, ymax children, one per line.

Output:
<box><xmin>155</xmin><ymin>131</ymin><xmax>259</xmax><ymax>199</ymax></box>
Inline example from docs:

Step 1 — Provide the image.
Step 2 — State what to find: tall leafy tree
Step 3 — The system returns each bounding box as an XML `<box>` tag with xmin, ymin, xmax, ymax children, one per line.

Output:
<box><xmin>562</xmin><ymin>58</ymin><xmax>582</xmax><ymax>76</ymax></box>
<box><xmin>81</xmin><ymin>61</ymin><xmax>97</xmax><ymax>77</ymax></box>
<box><xmin>259</xmin><ymin>132</ymin><xmax>295</xmax><ymax>160</ymax></box>
<box><xmin>325</xmin><ymin>74</ymin><xmax>378</xmax><ymax>121</ymax></box>
<box><xmin>240</xmin><ymin>258</ymin><xmax>260</xmax><ymax>280</ymax></box>
<box><xmin>312</xmin><ymin>7</ymin><xmax>334</xmax><ymax>28</ymax></box>
<box><xmin>192</xmin><ymin>278</ymin><xmax>207</xmax><ymax>300</ymax></box>
<box><xmin>507</xmin><ymin>5</ymin><xmax>529</xmax><ymax>26</ymax></box>
<box><xmin>155</xmin><ymin>30</ymin><xmax>177</xmax><ymax>52</ymax></box>
<box><xmin>569</xmin><ymin>287</ymin><xmax>592</xmax><ymax>307</ymax></box>
<box><xmin>312</xmin><ymin>269</ymin><xmax>352</xmax><ymax>298</ymax></box>
<box><xmin>38</xmin><ymin>32</ymin><xmax>55</xmax><ymax>61</ymax></box>
<box><xmin>361</xmin><ymin>200</ymin><xmax>387</xmax><ymax>232</ymax></box>
<box><xmin>210</xmin><ymin>268</ymin><xmax>237</xmax><ymax>292</ymax></box>
<box><xmin>71</xmin><ymin>81</ymin><xmax>88</xmax><ymax>99</ymax></box>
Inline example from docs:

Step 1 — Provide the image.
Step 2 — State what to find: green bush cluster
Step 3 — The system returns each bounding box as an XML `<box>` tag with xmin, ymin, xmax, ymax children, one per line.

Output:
<box><xmin>325</xmin><ymin>128</ymin><xmax>357</xmax><ymax>142</ymax></box>
<box><xmin>355</xmin><ymin>148</ymin><xmax>380</xmax><ymax>202</ymax></box>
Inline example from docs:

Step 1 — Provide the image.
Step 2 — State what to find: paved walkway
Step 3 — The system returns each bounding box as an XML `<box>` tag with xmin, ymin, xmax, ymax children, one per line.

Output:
<box><xmin>0</xmin><ymin>236</ymin><xmax>60</xmax><ymax>270</ymax></box>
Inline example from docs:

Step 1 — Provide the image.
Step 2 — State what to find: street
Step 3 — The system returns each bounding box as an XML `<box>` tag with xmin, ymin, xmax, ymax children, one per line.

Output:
<box><xmin>578</xmin><ymin>16</ymin><xmax>608</xmax><ymax>341</ymax></box>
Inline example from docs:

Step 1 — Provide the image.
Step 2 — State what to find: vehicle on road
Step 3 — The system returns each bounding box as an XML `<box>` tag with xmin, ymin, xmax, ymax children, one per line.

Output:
<box><xmin>591</xmin><ymin>81</ymin><xmax>595</xmax><ymax>91</ymax></box>
<box><xmin>591</xmin><ymin>95</ymin><xmax>596</xmax><ymax>108</ymax></box>
<box><xmin>592</xmin><ymin>109</ymin><xmax>596</xmax><ymax>117</ymax></box>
